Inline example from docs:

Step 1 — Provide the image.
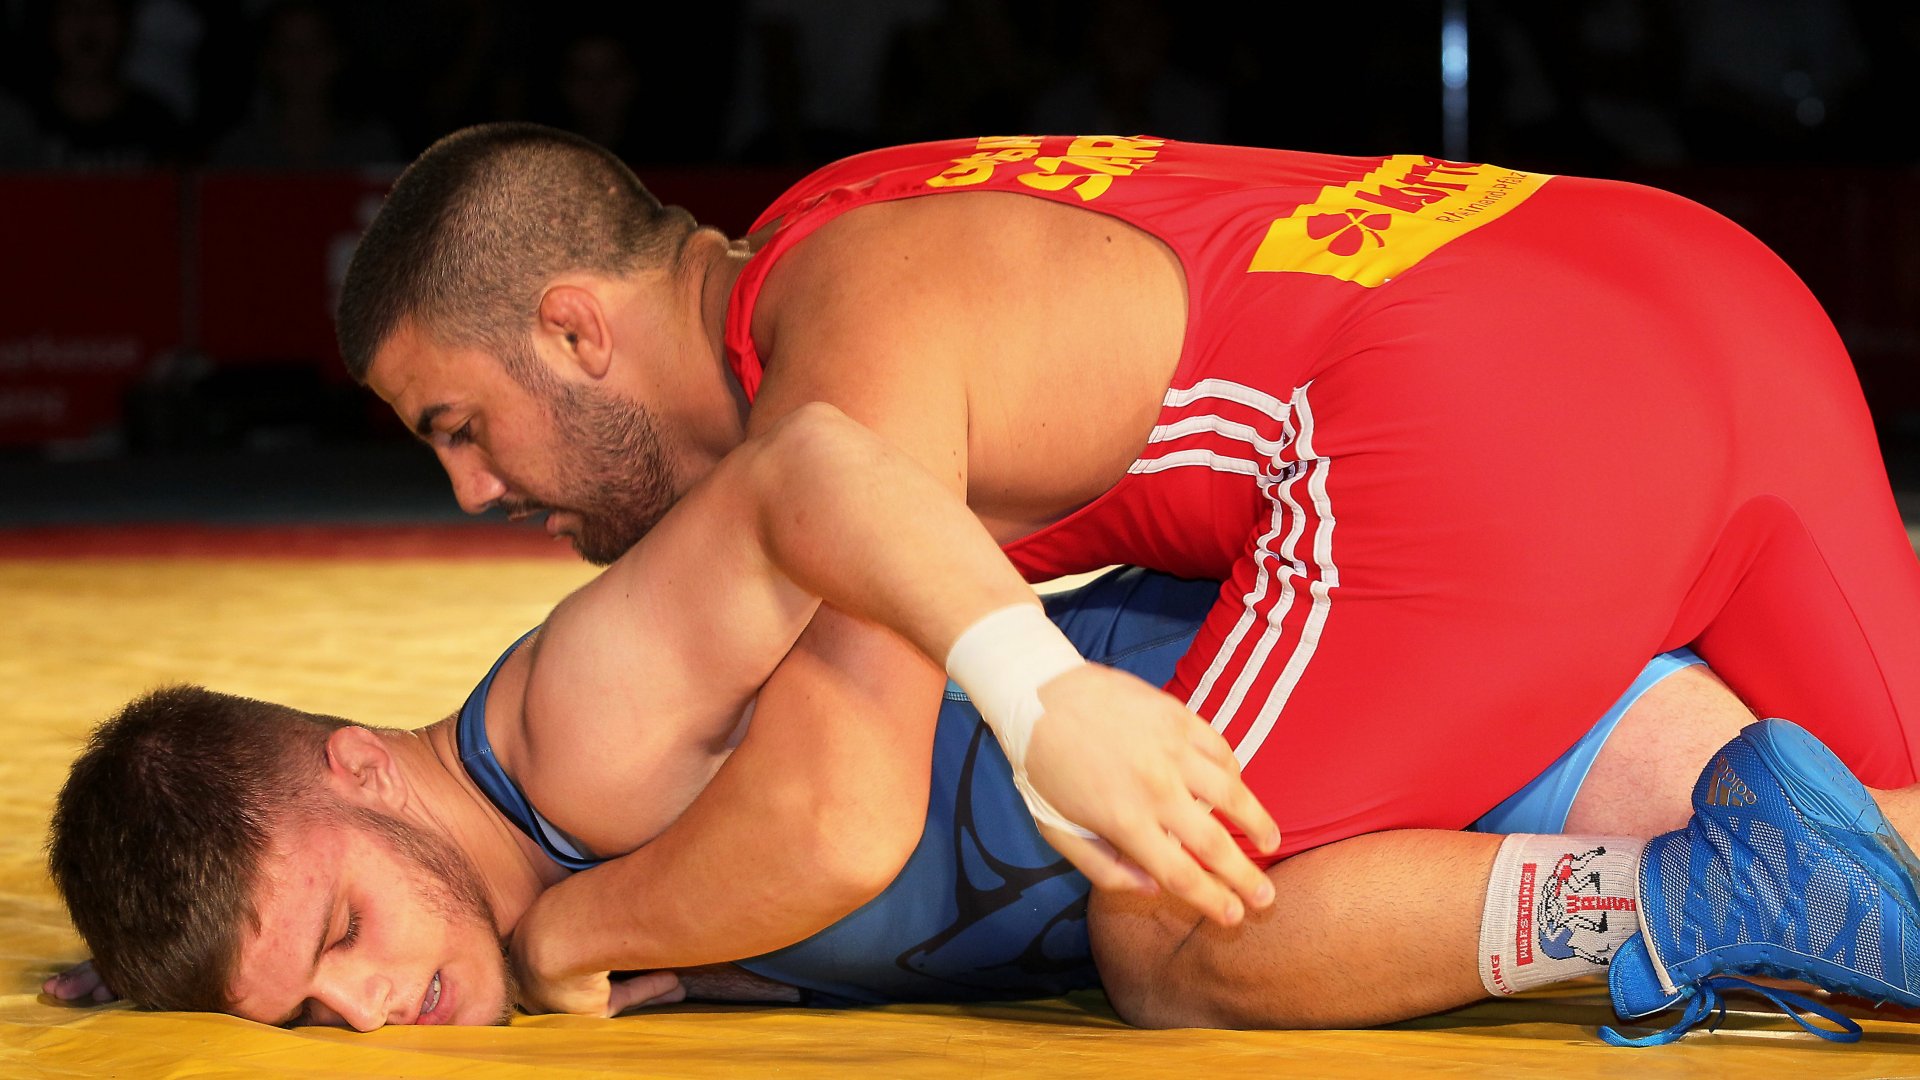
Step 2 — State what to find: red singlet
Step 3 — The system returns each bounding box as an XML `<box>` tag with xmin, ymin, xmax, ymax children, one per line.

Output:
<box><xmin>724</xmin><ymin>137</ymin><xmax>1920</xmax><ymax>861</ymax></box>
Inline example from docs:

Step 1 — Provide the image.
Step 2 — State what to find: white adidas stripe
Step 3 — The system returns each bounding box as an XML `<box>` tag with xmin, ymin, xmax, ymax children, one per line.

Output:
<box><xmin>1184</xmin><ymin>399</ymin><xmax>1304</xmax><ymax>728</ymax></box>
<box><xmin>1188</xmin><ymin>480</ymin><xmax>1289</xmax><ymax>725</ymax></box>
<box><xmin>1161</xmin><ymin>378</ymin><xmax>1291</xmax><ymax>421</ymax></box>
<box><xmin>1140</xmin><ymin>413</ymin><xmax>1293</xmax><ymax>458</ymax></box>
<box><xmin>1145</xmin><ymin>377</ymin><xmax>1337</xmax><ymax>758</ymax></box>
<box><xmin>1127</xmin><ymin>449</ymin><xmax>1263</xmax><ymax>477</ymax></box>
<box><xmin>1211</xmin><ymin>402</ymin><xmax>1314</xmax><ymax>736</ymax></box>
<box><xmin>1232</xmin><ymin>388</ymin><xmax>1338</xmax><ymax>765</ymax></box>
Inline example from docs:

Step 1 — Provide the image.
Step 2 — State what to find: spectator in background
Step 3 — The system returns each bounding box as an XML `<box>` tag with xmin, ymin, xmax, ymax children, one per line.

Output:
<box><xmin>120</xmin><ymin>0</ymin><xmax>204</xmax><ymax>129</ymax></box>
<box><xmin>726</xmin><ymin>0</ymin><xmax>941</xmax><ymax>164</ymax></box>
<box><xmin>875</xmin><ymin>0</ymin><xmax>1041</xmax><ymax>145</ymax></box>
<box><xmin>23</xmin><ymin>0</ymin><xmax>186</xmax><ymax>167</ymax></box>
<box><xmin>527</xmin><ymin>3</ymin><xmax>738</xmax><ymax>166</ymax></box>
<box><xmin>1845</xmin><ymin>3</ymin><xmax>1920</xmax><ymax>165</ymax></box>
<box><xmin>318</xmin><ymin>0</ymin><xmax>522</xmax><ymax>158</ymax></box>
<box><xmin>1482</xmin><ymin>1</ymin><xmax>1690</xmax><ymax>175</ymax></box>
<box><xmin>1029</xmin><ymin>0</ymin><xmax>1223</xmax><ymax>143</ymax></box>
<box><xmin>212</xmin><ymin>0</ymin><xmax>397</xmax><ymax>169</ymax></box>
<box><xmin>542</xmin><ymin>27</ymin><xmax>644</xmax><ymax>165</ymax></box>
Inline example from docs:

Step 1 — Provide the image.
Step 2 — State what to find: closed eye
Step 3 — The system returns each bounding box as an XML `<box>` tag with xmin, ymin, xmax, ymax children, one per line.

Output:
<box><xmin>445</xmin><ymin>421</ymin><xmax>474</xmax><ymax>448</ymax></box>
<box><xmin>283</xmin><ymin>910</ymin><xmax>359</xmax><ymax>1027</ymax></box>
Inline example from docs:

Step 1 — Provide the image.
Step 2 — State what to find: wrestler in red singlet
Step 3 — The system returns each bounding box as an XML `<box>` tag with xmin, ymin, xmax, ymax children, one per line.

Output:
<box><xmin>724</xmin><ymin>136</ymin><xmax>1920</xmax><ymax>862</ymax></box>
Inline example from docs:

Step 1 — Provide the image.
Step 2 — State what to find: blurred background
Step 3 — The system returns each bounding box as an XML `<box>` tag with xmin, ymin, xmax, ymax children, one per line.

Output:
<box><xmin>1</xmin><ymin>0</ymin><xmax>1917</xmax><ymax>529</ymax></box>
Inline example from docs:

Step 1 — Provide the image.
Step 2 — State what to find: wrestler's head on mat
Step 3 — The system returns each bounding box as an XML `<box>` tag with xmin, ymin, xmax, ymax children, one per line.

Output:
<box><xmin>49</xmin><ymin>686</ymin><xmax>517</xmax><ymax>1028</ymax></box>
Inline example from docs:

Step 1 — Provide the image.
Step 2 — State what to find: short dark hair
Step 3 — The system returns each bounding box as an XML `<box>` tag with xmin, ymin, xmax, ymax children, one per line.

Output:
<box><xmin>47</xmin><ymin>686</ymin><xmax>350</xmax><ymax>1012</ymax></box>
<box><xmin>335</xmin><ymin>122</ymin><xmax>697</xmax><ymax>382</ymax></box>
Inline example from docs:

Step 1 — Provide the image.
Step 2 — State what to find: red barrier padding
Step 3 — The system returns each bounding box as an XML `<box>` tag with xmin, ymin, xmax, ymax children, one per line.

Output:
<box><xmin>0</xmin><ymin>174</ymin><xmax>183</xmax><ymax>445</ymax></box>
<box><xmin>0</xmin><ymin>523</ymin><xmax>583</xmax><ymax>559</ymax></box>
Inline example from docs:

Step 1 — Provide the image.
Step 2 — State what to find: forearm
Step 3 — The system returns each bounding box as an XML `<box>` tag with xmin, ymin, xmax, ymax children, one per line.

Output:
<box><xmin>747</xmin><ymin>402</ymin><xmax>1041</xmax><ymax>664</ymax></box>
<box><xmin>521</xmin><ymin>800</ymin><xmax>872</xmax><ymax>975</ymax></box>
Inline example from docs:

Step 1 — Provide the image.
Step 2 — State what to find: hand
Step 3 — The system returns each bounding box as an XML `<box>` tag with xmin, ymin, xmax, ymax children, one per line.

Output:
<box><xmin>509</xmin><ymin>919</ymin><xmax>685</xmax><ymax>1017</ymax></box>
<box><xmin>43</xmin><ymin>959</ymin><xmax>119</xmax><ymax>1005</ymax></box>
<box><xmin>1025</xmin><ymin>664</ymin><xmax>1281</xmax><ymax>926</ymax></box>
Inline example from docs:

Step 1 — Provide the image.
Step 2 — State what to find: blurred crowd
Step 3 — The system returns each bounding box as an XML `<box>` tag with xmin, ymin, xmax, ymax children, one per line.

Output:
<box><xmin>0</xmin><ymin>0</ymin><xmax>1916</xmax><ymax>175</ymax></box>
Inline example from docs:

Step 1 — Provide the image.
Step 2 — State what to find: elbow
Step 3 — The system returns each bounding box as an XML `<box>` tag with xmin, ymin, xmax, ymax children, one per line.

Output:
<box><xmin>741</xmin><ymin>402</ymin><xmax>881</xmax><ymax>551</ymax></box>
<box><xmin>745</xmin><ymin>403</ymin><xmax>871</xmax><ymax>497</ymax></box>
<box><xmin>808</xmin><ymin>807</ymin><xmax>921</xmax><ymax>909</ymax></box>
<box><xmin>768</xmin><ymin>778</ymin><xmax>921</xmax><ymax>911</ymax></box>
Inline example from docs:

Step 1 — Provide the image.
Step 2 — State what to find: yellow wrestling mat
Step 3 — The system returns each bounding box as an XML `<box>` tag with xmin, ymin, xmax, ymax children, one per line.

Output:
<box><xmin>5</xmin><ymin>554</ymin><xmax>1920</xmax><ymax>1078</ymax></box>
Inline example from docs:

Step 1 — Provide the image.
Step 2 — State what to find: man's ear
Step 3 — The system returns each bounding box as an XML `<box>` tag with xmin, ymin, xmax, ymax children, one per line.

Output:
<box><xmin>536</xmin><ymin>283</ymin><xmax>614</xmax><ymax>380</ymax></box>
<box><xmin>322</xmin><ymin>727</ymin><xmax>406</xmax><ymax>812</ymax></box>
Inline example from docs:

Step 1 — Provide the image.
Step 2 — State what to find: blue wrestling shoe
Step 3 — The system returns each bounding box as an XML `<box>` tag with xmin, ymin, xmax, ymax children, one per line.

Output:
<box><xmin>1603</xmin><ymin>718</ymin><xmax>1920</xmax><ymax>1046</ymax></box>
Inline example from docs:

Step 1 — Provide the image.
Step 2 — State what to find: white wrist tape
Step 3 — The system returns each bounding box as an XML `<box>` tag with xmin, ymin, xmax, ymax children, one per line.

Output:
<box><xmin>944</xmin><ymin>603</ymin><xmax>1097</xmax><ymax>838</ymax></box>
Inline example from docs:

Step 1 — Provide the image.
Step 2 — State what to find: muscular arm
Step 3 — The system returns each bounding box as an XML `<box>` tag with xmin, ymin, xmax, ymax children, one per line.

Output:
<box><xmin>514</xmin><ymin>404</ymin><xmax>1042</xmax><ymax>983</ymax></box>
<box><xmin>521</xmin><ymin>203</ymin><xmax>1274</xmax><ymax>993</ymax></box>
<box><xmin>513</xmin><ymin>216</ymin><xmax>985</xmax><ymax>978</ymax></box>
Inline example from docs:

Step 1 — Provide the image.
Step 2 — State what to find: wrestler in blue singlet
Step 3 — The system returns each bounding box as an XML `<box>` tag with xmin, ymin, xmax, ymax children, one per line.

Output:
<box><xmin>456</xmin><ymin>567</ymin><xmax>1699</xmax><ymax>1005</ymax></box>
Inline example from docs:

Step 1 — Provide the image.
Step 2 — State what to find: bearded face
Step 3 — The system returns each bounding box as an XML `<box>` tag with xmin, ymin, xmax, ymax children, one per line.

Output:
<box><xmin>537</xmin><ymin>378</ymin><xmax>678</xmax><ymax>566</ymax></box>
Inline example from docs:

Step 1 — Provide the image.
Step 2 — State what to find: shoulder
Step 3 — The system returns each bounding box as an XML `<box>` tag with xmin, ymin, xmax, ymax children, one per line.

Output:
<box><xmin>751</xmin><ymin>191</ymin><xmax>1093</xmax><ymax>349</ymax></box>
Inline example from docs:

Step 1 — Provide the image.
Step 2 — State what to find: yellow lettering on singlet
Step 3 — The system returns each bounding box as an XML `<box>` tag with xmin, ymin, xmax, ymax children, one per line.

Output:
<box><xmin>1248</xmin><ymin>155</ymin><xmax>1551</xmax><ymax>286</ymax></box>
<box><xmin>926</xmin><ymin>136</ymin><xmax>1165</xmax><ymax>201</ymax></box>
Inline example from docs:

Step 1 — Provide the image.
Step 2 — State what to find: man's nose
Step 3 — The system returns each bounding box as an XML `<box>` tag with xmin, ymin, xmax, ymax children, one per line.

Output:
<box><xmin>313</xmin><ymin>967</ymin><xmax>395</xmax><ymax>1032</ymax></box>
<box><xmin>443</xmin><ymin>452</ymin><xmax>506</xmax><ymax>515</ymax></box>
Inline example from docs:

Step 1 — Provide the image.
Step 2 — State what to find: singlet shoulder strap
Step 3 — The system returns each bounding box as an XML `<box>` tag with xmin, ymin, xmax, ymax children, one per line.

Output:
<box><xmin>454</xmin><ymin>629</ymin><xmax>604</xmax><ymax>872</ymax></box>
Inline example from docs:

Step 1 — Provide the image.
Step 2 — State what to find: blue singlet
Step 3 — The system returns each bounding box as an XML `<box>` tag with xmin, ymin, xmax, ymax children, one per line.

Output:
<box><xmin>456</xmin><ymin>567</ymin><xmax>1695</xmax><ymax>1005</ymax></box>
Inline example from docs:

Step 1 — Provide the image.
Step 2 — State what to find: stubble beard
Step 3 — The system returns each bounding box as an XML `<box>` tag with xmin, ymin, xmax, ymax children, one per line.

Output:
<box><xmin>545</xmin><ymin>380</ymin><xmax>678</xmax><ymax>567</ymax></box>
<box><xmin>346</xmin><ymin>806</ymin><xmax>519</xmax><ymax>1024</ymax></box>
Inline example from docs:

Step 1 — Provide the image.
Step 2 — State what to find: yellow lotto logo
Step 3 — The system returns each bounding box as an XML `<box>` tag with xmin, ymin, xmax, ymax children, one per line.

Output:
<box><xmin>1248</xmin><ymin>155</ymin><xmax>1551</xmax><ymax>286</ymax></box>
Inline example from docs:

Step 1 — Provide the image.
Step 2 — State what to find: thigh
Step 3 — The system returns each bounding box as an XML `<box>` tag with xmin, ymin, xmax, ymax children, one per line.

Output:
<box><xmin>1159</xmin><ymin>182</ymin><xmax>1912</xmax><ymax>849</ymax></box>
<box><xmin>1589</xmin><ymin>182</ymin><xmax>1920</xmax><ymax>786</ymax></box>
<box><xmin>1170</xmin><ymin>179</ymin><xmax>1920</xmax><ymax>857</ymax></box>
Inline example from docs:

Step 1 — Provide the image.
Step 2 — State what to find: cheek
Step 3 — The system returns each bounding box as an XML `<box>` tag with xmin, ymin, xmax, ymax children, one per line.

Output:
<box><xmin>489</xmin><ymin>434</ymin><xmax>560</xmax><ymax>486</ymax></box>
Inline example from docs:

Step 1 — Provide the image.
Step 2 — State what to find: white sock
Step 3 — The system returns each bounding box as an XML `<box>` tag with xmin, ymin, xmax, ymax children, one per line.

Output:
<box><xmin>1478</xmin><ymin>834</ymin><xmax>1647</xmax><ymax>997</ymax></box>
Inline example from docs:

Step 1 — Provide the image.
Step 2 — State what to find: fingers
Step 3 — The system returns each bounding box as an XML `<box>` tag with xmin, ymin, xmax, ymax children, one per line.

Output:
<box><xmin>44</xmin><ymin>961</ymin><xmax>113</xmax><ymax>1004</ymax></box>
<box><xmin>1053</xmin><ymin>810</ymin><xmax>1252</xmax><ymax>927</ymax></box>
<box><xmin>1185</xmin><ymin>717</ymin><xmax>1239</xmax><ymax>770</ymax></box>
<box><xmin>1023</xmin><ymin>666</ymin><xmax>1284</xmax><ymax>926</ymax></box>
<box><xmin>1131</xmin><ymin>825</ymin><xmax>1243</xmax><ymax>926</ymax></box>
<box><xmin>1178</xmin><ymin>725</ymin><xmax>1281</xmax><ymax>856</ymax></box>
<box><xmin>1164</xmin><ymin>795</ymin><xmax>1276</xmax><ymax>912</ymax></box>
<box><xmin>608</xmin><ymin>971</ymin><xmax>686</xmax><ymax>1016</ymax></box>
<box><xmin>1041</xmin><ymin>829</ymin><xmax>1156</xmax><ymax>893</ymax></box>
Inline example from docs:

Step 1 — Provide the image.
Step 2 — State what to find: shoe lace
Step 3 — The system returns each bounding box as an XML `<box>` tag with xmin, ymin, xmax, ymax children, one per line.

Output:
<box><xmin>1599</xmin><ymin>976</ymin><xmax>1864</xmax><ymax>1047</ymax></box>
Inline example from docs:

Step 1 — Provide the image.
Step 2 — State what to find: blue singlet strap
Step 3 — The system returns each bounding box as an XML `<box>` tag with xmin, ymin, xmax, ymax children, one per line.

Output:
<box><xmin>453</xmin><ymin>628</ymin><xmax>604</xmax><ymax>872</ymax></box>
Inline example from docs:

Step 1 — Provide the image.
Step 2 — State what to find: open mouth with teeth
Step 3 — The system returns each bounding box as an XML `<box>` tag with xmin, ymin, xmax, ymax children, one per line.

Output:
<box><xmin>420</xmin><ymin>971</ymin><xmax>443</xmax><ymax>1021</ymax></box>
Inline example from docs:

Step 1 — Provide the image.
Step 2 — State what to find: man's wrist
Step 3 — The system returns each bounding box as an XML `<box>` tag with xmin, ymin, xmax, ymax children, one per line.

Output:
<box><xmin>516</xmin><ymin>880</ymin><xmax>596</xmax><ymax>981</ymax></box>
<box><xmin>943</xmin><ymin>602</ymin><xmax>1085</xmax><ymax>764</ymax></box>
<box><xmin>943</xmin><ymin>603</ymin><xmax>1096</xmax><ymax>838</ymax></box>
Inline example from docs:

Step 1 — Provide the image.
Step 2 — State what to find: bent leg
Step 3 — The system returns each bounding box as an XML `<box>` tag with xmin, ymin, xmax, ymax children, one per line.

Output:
<box><xmin>1168</xmin><ymin>179</ymin><xmax>1920</xmax><ymax>859</ymax></box>
<box><xmin>1095</xmin><ymin>659</ymin><xmax>1757</xmax><ymax>1030</ymax></box>
<box><xmin>1093</xmin><ymin>831</ymin><xmax>1498</xmax><ymax>1029</ymax></box>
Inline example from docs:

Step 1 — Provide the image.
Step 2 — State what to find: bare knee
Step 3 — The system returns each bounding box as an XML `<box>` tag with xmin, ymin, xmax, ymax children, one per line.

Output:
<box><xmin>1091</xmin><ymin>886</ymin><xmax>1321</xmax><ymax>1030</ymax></box>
